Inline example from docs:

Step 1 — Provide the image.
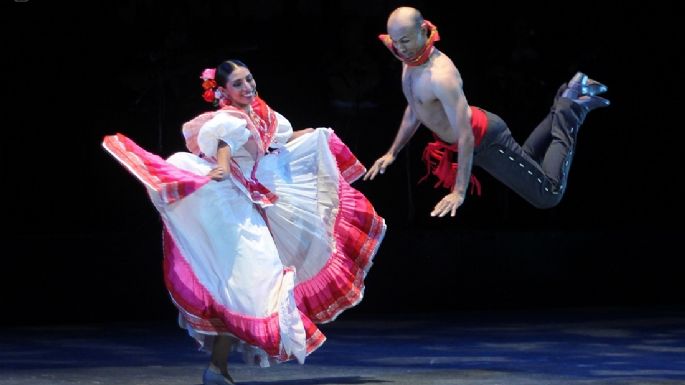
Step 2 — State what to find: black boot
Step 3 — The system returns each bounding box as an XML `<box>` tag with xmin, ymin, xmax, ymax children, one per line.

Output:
<box><xmin>554</xmin><ymin>82</ymin><xmax>568</xmax><ymax>103</ymax></box>
<box><xmin>585</xmin><ymin>78</ymin><xmax>608</xmax><ymax>96</ymax></box>
<box><xmin>574</xmin><ymin>95</ymin><xmax>610</xmax><ymax>113</ymax></box>
<box><xmin>566</xmin><ymin>94</ymin><xmax>610</xmax><ymax>124</ymax></box>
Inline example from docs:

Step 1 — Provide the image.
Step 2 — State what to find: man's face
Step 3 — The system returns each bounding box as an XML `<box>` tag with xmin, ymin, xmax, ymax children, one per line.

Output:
<box><xmin>387</xmin><ymin>23</ymin><xmax>425</xmax><ymax>58</ymax></box>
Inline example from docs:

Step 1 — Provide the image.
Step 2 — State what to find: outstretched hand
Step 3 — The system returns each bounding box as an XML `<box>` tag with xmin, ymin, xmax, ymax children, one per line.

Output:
<box><xmin>431</xmin><ymin>191</ymin><xmax>465</xmax><ymax>217</ymax></box>
<box><xmin>363</xmin><ymin>153</ymin><xmax>395</xmax><ymax>181</ymax></box>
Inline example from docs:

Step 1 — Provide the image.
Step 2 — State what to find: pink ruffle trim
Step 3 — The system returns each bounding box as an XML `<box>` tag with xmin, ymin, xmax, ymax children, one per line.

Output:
<box><xmin>163</xmin><ymin>230</ymin><xmax>326</xmax><ymax>359</ymax></box>
<box><xmin>102</xmin><ymin>133</ymin><xmax>210</xmax><ymax>203</ymax></box>
<box><xmin>294</xmin><ymin>176</ymin><xmax>386</xmax><ymax>323</ymax></box>
<box><xmin>328</xmin><ymin>132</ymin><xmax>367</xmax><ymax>183</ymax></box>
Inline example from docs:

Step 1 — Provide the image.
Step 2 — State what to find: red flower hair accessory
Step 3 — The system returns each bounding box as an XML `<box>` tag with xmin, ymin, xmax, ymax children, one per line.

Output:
<box><xmin>200</xmin><ymin>68</ymin><xmax>229</xmax><ymax>107</ymax></box>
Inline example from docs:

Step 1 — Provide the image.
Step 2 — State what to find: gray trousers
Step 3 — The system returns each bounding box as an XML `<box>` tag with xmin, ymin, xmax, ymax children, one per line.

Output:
<box><xmin>472</xmin><ymin>98</ymin><xmax>588</xmax><ymax>209</ymax></box>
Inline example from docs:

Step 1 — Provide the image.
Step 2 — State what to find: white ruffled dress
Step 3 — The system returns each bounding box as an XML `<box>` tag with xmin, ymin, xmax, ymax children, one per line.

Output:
<box><xmin>103</xmin><ymin>104</ymin><xmax>385</xmax><ymax>366</ymax></box>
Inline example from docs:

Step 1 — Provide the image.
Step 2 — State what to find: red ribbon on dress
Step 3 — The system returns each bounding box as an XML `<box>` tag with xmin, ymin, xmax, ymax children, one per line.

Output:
<box><xmin>223</xmin><ymin>96</ymin><xmax>280</xmax><ymax>206</ymax></box>
<box><xmin>418</xmin><ymin>137</ymin><xmax>481</xmax><ymax>196</ymax></box>
<box><xmin>378</xmin><ymin>20</ymin><xmax>441</xmax><ymax>66</ymax></box>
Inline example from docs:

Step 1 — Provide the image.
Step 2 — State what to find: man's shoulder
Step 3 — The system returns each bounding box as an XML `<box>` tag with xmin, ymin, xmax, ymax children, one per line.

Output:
<box><xmin>433</xmin><ymin>52</ymin><xmax>459</xmax><ymax>76</ymax></box>
<box><xmin>430</xmin><ymin>57</ymin><xmax>461</xmax><ymax>88</ymax></box>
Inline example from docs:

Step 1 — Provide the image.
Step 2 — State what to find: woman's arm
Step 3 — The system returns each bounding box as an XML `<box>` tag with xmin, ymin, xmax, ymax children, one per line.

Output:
<box><xmin>208</xmin><ymin>141</ymin><xmax>232</xmax><ymax>181</ymax></box>
<box><xmin>288</xmin><ymin>127</ymin><xmax>315</xmax><ymax>142</ymax></box>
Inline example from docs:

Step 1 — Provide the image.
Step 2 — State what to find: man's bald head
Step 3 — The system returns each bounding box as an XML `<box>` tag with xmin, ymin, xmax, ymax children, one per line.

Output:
<box><xmin>385</xmin><ymin>7</ymin><xmax>428</xmax><ymax>58</ymax></box>
<box><xmin>387</xmin><ymin>7</ymin><xmax>424</xmax><ymax>32</ymax></box>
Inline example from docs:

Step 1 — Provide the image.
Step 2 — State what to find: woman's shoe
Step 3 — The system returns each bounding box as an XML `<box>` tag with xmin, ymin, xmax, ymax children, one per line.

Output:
<box><xmin>202</xmin><ymin>367</ymin><xmax>236</xmax><ymax>385</ymax></box>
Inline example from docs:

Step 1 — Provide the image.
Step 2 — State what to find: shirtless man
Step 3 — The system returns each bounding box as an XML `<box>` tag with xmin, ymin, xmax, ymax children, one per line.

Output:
<box><xmin>363</xmin><ymin>7</ymin><xmax>609</xmax><ymax>217</ymax></box>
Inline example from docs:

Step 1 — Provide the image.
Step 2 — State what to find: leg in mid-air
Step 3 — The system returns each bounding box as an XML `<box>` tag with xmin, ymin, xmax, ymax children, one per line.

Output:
<box><xmin>473</xmin><ymin>72</ymin><xmax>610</xmax><ymax>208</ymax></box>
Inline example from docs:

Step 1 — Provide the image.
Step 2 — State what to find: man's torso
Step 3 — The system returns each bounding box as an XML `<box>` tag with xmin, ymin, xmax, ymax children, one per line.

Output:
<box><xmin>401</xmin><ymin>50</ymin><xmax>471</xmax><ymax>144</ymax></box>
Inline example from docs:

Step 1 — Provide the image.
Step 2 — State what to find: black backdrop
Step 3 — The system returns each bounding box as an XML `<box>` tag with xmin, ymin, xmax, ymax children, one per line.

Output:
<box><xmin>4</xmin><ymin>1</ymin><xmax>684</xmax><ymax>326</ymax></box>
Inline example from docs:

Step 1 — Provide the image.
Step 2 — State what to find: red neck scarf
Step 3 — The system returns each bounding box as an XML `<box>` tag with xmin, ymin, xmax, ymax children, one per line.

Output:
<box><xmin>222</xmin><ymin>96</ymin><xmax>277</xmax><ymax>154</ymax></box>
<box><xmin>378</xmin><ymin>20</ymin><xmax>440</xmax><ymax>66</ymax></box>
<box><xmin>221</xmin><ymin>96</ymin><xmax>280</xmax><ymax>206</ymax></box>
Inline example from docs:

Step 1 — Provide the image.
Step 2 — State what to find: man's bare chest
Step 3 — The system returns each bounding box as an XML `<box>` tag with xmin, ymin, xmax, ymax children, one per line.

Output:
<box><xmin>403</xmin><ymin>71</ymin><xmax>435</xmax><ymax>105</ymax></box>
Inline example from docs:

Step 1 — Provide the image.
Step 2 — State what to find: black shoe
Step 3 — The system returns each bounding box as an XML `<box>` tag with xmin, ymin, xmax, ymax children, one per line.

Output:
<box><xmin>562</xmin><ymin>72</ymin><xmax>588</xmax><ymax>99</ymax></box>
<box><xmin>584</xmin><ymin>78</ymin><xmax>608</xmax><ymax>96</ymax></box>
<box><xmin>573</xmin><ymin>95</ymin><xmax>610</xmax><ymax>113</ymax></box>
<box><xmin>554</xmin><ymin>82</ymin><xmax>568</xmax><ymax>103</ymax></box>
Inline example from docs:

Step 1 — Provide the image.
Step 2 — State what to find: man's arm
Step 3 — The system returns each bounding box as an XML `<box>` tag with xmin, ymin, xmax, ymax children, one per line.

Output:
<box><xmin>388</xmin><ymin>105</ymin><xmax>421</xmax><ymax>157</ymax></box>
<box><xmin>430</xmin><ymin>72</ymin><xmax>475</xmax><ymax>217</ymax></box>
<box><xmin>363</xmin><ymin>105</ymin><xmax>421</xmax><ymax>180</ymax></box>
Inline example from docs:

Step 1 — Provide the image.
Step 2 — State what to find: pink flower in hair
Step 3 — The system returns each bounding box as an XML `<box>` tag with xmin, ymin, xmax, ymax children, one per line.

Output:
<box><xmin>200</xmin><ymin>68</ymin><xmax>216</xmax><ymax>81</ymax></box>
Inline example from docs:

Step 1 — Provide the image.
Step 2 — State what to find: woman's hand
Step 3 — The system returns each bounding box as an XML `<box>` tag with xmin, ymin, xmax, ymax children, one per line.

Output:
<box><xmin>207</xmin><ymin>166</ymin><xmax>227</xmax><ymax>181</ymax></box>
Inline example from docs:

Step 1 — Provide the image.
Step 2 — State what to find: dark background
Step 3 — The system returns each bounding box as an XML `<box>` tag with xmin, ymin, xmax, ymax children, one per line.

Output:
<box><xmin>4</xmin><ymin>1</ymin><xmax>684</xmax><ymax>326</ymax></box>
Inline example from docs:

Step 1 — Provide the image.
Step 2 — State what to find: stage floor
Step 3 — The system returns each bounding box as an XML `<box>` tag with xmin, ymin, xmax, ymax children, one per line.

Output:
<box><xmin>2</xmin><ymin>307</ymin><xmax>684</xmax><ymax>385</ymax></box>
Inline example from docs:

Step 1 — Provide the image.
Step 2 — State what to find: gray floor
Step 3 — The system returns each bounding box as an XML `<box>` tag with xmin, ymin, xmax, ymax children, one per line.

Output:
<box><xmin>2</xmin><ymin>307</ymin><xmax>685</xmax><ymax>385</ymax></box>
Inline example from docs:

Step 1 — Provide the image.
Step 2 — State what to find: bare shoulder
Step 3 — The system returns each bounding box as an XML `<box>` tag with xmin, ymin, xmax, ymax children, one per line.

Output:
<box><xmin>431</xmin><ymin>52</ymin><xmax>463</xmax><ymax>91</ymax></box>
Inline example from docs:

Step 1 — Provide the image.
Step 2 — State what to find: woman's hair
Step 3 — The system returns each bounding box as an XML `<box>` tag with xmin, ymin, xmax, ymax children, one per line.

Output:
<box><xmin>216</xmin><ymin>60</ymin><xmax>248</xmax><ymax>87</ymax></box>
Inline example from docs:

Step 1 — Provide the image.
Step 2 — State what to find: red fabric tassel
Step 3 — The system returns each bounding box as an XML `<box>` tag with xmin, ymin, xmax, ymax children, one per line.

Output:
<box><xmin>419</xmin><ymin>139</ymin><xmax>481</xmax><ymax>196</ymax></box>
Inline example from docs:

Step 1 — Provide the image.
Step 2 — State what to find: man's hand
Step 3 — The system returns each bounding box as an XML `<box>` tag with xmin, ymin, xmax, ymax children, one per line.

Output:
<box><xmin>363</xmin><ymin>153</ymin><xmax>395</xmax><ymax>181</ymax></box>
<box><xmin>431</xmin><ymin>191</ymin><xmax>465</xmax><ymax>217</ymax></box>
<box><xmin>208</xmin><ymin>166</ymin><xmax>227</xmax><ymax>181</ymax></box>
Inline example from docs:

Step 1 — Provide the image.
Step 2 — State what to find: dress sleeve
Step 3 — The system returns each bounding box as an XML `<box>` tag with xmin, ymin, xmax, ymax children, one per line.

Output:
<box><xmin>269</xmin><ymin>112</ymin><xmax>294</xmax><ymax>149</ymax></box>
<box><xmin>197</xmin><ymin>112</ymin><xmax>251</xmax><ymax>157</ymax></box>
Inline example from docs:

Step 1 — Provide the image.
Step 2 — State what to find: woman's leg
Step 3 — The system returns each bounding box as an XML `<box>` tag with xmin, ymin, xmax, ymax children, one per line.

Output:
<box><xmin>210</xmin><ymin>335</ymin><xmax>233</xmax><ymax>374</ymax></box>
<box><xmin>205</xmin><ymin>335</ymin><xmax>236</xmax><ymax>384</ymax></box>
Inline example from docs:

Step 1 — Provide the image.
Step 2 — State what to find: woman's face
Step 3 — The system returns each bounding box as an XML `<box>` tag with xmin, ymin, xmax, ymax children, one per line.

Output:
<box><xmin>221</xmin><ymin>66</ymin><xmax>257</xmax><ymax>108</ymax></box>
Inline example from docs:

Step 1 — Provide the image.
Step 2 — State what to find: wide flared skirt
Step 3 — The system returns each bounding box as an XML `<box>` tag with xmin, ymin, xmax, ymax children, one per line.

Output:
<box><xmin>102</xmin><ymin>129</ymin><xmax>385</xmax><ymax>365</ymax></box>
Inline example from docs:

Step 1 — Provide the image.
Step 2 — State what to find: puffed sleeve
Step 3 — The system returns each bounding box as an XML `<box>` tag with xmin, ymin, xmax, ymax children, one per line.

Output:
<box><xmin>269</xmin><ymin>112</ymin><xmax>294</xmax><ymax>149</ymax></box>
<box><xmin>197</xmin><ymin>112</ymin><xmax>250</xmax><ymax>157</ymax></box>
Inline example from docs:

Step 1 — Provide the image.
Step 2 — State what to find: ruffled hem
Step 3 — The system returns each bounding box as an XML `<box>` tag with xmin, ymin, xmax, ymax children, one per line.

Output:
<box><xmin>328</xmin><ymin>131</ymin><xmax>366</xmax><ymax>183</ymax></box>
<box><xmin>102</xmin><ymin>134</ymin><xmax>210</xmax><ymax>204</ymax></box>
<box><xmin>293</xmin><ymin>154</ymin><xmax>387</xmax><ymax>324</ymax></box>
<box><xmin>178</xmin><ymin>313</ymin><xmax>326</xmax><ymax>368</ymax></box>
<box><xmin>163</xmin><ymin>229</ymin><xmax>326</xmax><ymax>363</ymax></box>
